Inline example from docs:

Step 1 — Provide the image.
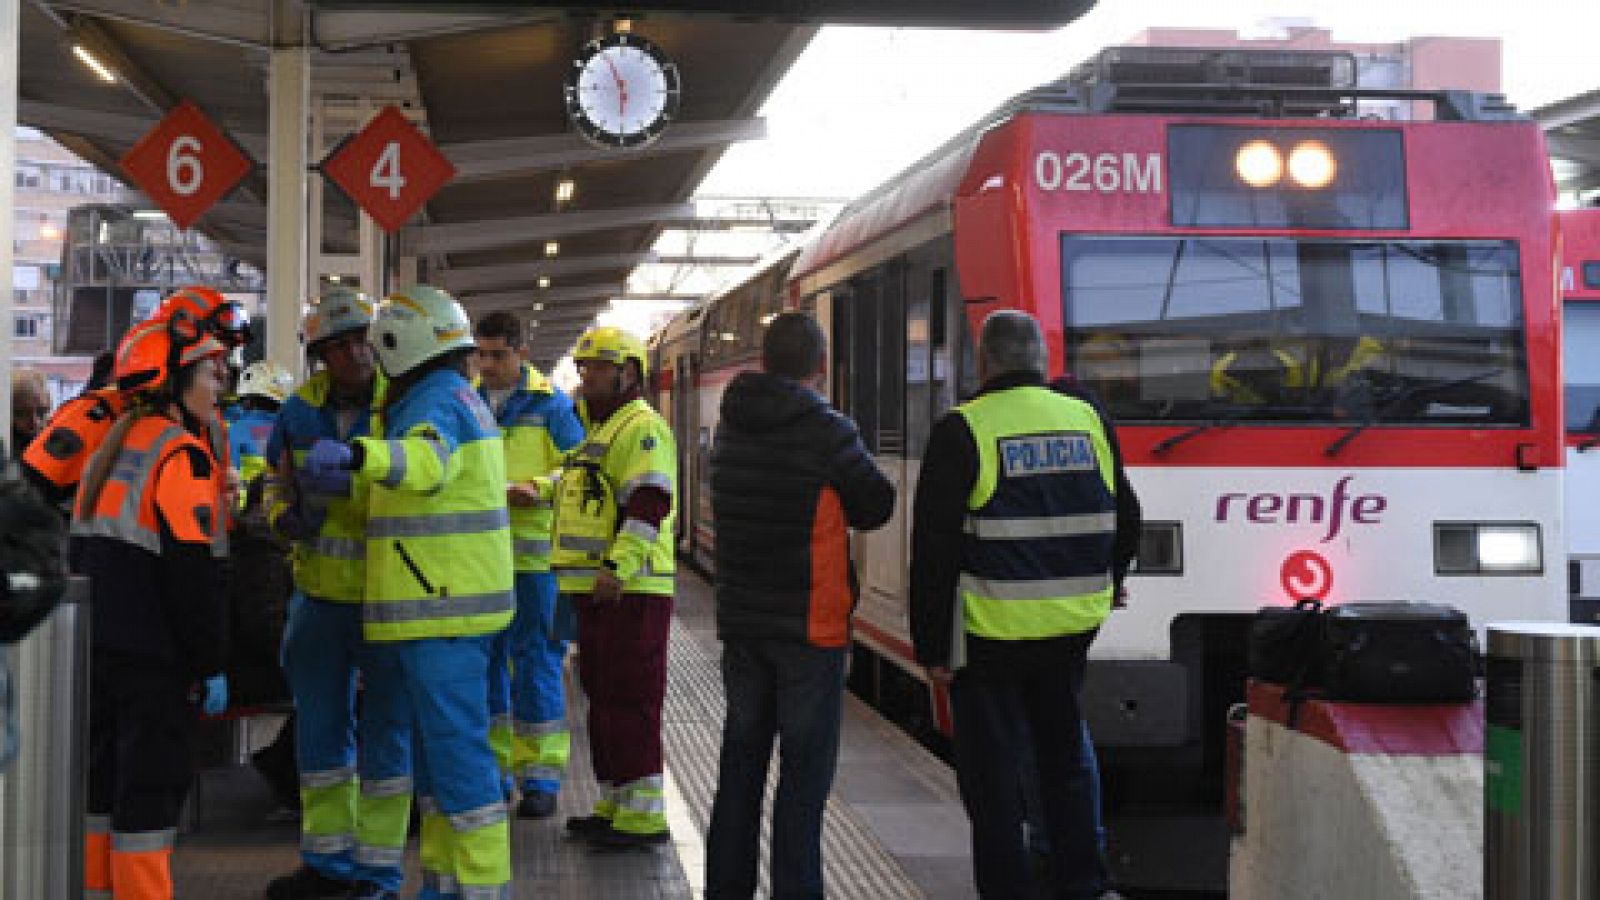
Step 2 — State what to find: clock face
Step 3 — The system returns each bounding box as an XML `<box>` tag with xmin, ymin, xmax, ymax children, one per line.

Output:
<box><xmin>564</xmin><ymin>33</ymin><xmax>682</xmax><ymax>149</ymax></box>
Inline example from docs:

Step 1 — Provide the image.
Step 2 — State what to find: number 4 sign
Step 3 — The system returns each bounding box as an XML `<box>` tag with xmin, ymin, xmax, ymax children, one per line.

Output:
<box><xmin>120</xmin><ymin>100</ymin><xmax>254</xmax><ymax>231</ymax></box>
<box><xmin>321</xmin><ymin>105</ymin><xmax>456</xmax><ymax>234</ymax></box>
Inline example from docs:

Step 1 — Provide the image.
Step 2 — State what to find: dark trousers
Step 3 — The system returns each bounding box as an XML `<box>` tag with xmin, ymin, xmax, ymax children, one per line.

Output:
<box><xmin>574</xmin><ymin>593</ymin><xmax>672</xmax><ymax>785</ymax></box>
<box><xmin>705</xmin><ymin>640</ymin><xmax>848</xmax><ymax>900</ymax></box>
<box><xmin>88</xmin><ymin>656</ymin><xmax>195</xmax><ymax>833</ymax></box>
<box><xmin>951</xmin><ymin>632</ymin><xmax>1106</xmax><ymax>900</ymax></box>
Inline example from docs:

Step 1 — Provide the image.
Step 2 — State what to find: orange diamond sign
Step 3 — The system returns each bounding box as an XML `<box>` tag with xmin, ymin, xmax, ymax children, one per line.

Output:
<box><xmin>120</xmin><ymin>100</ymin><xmax>254</xmax><ymax>231</ymax></box>
<box><xmin>321</xmin><ymin>105</ymin><xmax>456</xmax><ymax>233</ymax></box>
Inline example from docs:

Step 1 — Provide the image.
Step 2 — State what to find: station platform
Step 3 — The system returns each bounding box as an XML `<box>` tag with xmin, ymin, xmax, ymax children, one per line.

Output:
<box><xmin>172</xmin><ymin>571</ymin><xmax>972</xmax><ymax>898</ymax></box>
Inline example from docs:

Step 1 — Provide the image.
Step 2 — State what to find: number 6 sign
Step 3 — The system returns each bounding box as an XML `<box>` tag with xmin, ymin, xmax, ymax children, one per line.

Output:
<box><xmin>120</xmin><ymin>100</ymin><xmax>254</xmax><ymax>231</ymax></box>
<box><xmin>320</xmin><ymin>105</ymin><xmax>456</xmax><ymax>234</ymax></box>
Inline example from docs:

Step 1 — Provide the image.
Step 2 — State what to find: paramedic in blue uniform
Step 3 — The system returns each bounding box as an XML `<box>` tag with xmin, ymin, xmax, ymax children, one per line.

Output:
<box><xmin>910</xmin><ymin>310</ymin><xmax>1138</xmax><ymax>900</ymax></box>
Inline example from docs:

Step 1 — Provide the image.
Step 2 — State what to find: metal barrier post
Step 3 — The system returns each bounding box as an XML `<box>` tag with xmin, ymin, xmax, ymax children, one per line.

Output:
<box><xmin>0</xmin><ymin>577</ymin><xmax>89</xmax><ymax>900</ymax></box>
<box><xmin>1485</xmin><ymin>622</ymin><xmax>1600</xmax><ymax>899</ymax></box>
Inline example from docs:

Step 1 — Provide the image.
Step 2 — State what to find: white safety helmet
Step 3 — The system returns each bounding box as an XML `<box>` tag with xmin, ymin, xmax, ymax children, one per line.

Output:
<box><xmin>236</xmin><ymin>360</ymin><xmax>296</xmax><ymax>404</ymax></box>
<box><xmin>302</xmin><ymin>287</ymin><xmax>375</xmax><ymax>351</ymax></box>
<box><xmin>369</xmin><ymin>284</ymin><xmax>475</xmax><ymax>377</ymax></box>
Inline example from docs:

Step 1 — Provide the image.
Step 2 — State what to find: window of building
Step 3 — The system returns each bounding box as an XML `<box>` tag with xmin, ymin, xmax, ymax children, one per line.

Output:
<box><xmin>14</xmin><ymin>316</ymin><xmax>38</xmax><ymax>339</ymax></box>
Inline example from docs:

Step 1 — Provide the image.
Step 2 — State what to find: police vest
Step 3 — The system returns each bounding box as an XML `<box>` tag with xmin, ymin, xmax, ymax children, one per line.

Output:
<box><xmin>270</xmin><ymin>371</ymin><xmax>385</xmax><ymax>604</ymax></box>
<box><xmin>24</xmin><ymin>388</ymin><xmax>127</xmax><ymax>495</ymax></box>
<box><xmin>492</xmin><ymin>367</ymin><xmax>567</xmax><ymax>572</ymax></box>
<box><xmin>956</xmin><ymin>386</ymin><xmax>1116</xmax><ymax>642</ymax></box>
<box><xmin>72</xmin><ymin>411</ymin><xmax>228</xmax><ymax>559</ymax></box>
<box><xmin>356</xmin><ymin>370</ymin><xmax>513</xmax><ymax>642</ymax></box>
<box><xmin>551</xmin><ymin>398</ymin><xmax>676</xmax><ymax>596</ymax></box>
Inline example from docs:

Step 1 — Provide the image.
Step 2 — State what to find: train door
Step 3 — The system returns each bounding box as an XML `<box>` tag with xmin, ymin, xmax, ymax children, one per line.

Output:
<box><xmin>839</xmin><ymin>262</ymin><xmax>909</xmax><ymax>637</ymax></box>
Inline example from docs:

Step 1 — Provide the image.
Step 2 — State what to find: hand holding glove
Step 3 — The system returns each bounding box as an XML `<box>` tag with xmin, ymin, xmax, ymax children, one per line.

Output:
<box><xmin>200</xmin><ymin>674</ymin><xmax>228</xmax><ymax>716</ymax></box>
<box><xmin>301</xmin><ymin>439</ymin><xmax>355</xmax><ymax>496</ymax></box>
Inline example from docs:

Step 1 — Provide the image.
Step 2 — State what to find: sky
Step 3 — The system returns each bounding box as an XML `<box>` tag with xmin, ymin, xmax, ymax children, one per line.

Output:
<box><xmin>694</xmin><ymin>0</ymin><xmax>1598</xmax><ymax>200</ymax></box>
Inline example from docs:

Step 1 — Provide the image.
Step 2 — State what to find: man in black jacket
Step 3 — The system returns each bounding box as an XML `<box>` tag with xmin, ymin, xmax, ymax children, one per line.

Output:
<box><xmin>706</xmin><ymin>312</ymin><xmax>895</xmax><ymax>900</ymax></box>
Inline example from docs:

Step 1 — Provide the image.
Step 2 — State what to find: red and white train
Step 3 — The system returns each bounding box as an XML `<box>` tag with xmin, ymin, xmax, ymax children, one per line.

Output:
<box><xmin>650</xmin><ymin>47</ymin><xmax>1569</xmax><ymax>890</ymax></box>
<box><xmin>1561</xmin><ymin>207</ymin><xmax>1600</xmax><ymax>622</ymax></box>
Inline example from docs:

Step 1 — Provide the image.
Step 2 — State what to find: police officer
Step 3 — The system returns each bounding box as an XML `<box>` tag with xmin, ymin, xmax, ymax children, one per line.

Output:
<box><xmin>76</xmin><ymin>315</ymin><xmax>231</xmax><ymax>900</ymax></box>
<box><xmin>553</xmin><ymin>326</ymin><xmax>678</xmax><ymax>847</ymax></box>
<box><xmin>910</xmin><ymin>310</ymin><xmax>1130</xmax><ymax>900</ymax></box>
<box><xmin>263</xmin><ymin>289</ymin><xmax>387</xmax><ymax>900</ymax></box>
<box><xmin>302</xmin><ymin>284</ymin><xmax>514</xmax><ymax>900</ymax></box>
<box><xmin>473</xmin><ymin>310</ymin><xmax>585</xmax><ymax>818</ymax></box>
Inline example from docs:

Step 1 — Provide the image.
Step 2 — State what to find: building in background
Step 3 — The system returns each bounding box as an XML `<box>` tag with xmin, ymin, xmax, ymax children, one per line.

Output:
<box><xmin>1127</xmin><ymin>21</ymin><xmax>1501</xmax><ymax>120</ymax></box>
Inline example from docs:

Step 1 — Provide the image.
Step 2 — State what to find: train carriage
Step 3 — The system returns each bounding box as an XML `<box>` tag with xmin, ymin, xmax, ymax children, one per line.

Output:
<box><xmin>1561</xmin><ymin>207</ymin><xmax>1600</xmax><ymax>621</ymax></box>
<box><xmin>658</xmin><ymin>46</ymin><xmax>1568</xmax><ymax>890</ymax></box>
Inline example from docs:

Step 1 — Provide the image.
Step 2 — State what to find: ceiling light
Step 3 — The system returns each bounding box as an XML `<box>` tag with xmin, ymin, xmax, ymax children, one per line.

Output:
<box><xmin>545</xmin><ymin>241</ymin><xmax>560</xmax><ymax>257</ymax></box>
<box><xmin>532</xmin><ymin>302</ymin><xmax>544</xmax><ymax>311</ymax></box>
<box><xmin>72</xmin><ymin>45</ymin><xmax>117</xmax><ymax>83</ymax></box>
<box><xmin>538</xmin><ymin>276</ymin><xmax>552</xmax><ymax>289</ymax></box>
<box><xmin>555</xmin><ymin>179</ymin><xmax>575</xmax><ymax>206</ymax></box>
<box><xmin>132</xmin><ymin>210</ymin><xmax>166</xmax><ymax>220</ymax></box>
<box><xmin>328</xmin><ymin>275</ymin><xmax>342</xmax><ymax>283</ymax></box>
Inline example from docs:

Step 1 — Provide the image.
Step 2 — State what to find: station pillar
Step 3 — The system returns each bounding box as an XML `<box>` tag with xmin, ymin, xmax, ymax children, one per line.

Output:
<box><xmin>266</xmin><ymin>40</ymin><xmax>309</xmax><ymax>374</ymax></box>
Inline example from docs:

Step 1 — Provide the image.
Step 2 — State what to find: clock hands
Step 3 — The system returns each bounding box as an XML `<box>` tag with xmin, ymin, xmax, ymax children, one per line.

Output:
<box><xmin>602</xmin><ymin>53</ymin><xmax>628</xmax><ymax>121</ymax></box>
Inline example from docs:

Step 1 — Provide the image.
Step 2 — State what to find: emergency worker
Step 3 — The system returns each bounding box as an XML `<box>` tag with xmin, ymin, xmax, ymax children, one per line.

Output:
<box><xmin>473</xmin><ymin>311</ymin><xmax>585</xmax><ymax>819</ymax></box>
<box><xmin>1210</xmin><ymin>340</ymin><xmax>1304</xmax><ymax>405</ymax></box>
<box><xmin>11</xmin><ymin>368</ymin><xmax>51</xmax><ymax>461</ymax></box>
<box><xmin>910</xmin><ymin>310</ymin><xmax>1127</xmax><ymax>899</ymax></box>
<box><xmin>230</xmin><ymin>361</ymin><xmax>295</xmax><ymax>510</ymax></box>
<box><xmin>301</xmin><ymin>284</ymin><xmax>513</xmax><ymax>899</ymax></box>
<box><xmin>76</xmin><ymin>314</ymin><xmax>231</xmax><ymax>900</ymax></box>
<box><xmin>262</xmin><ymin>289</ymin><xmax>387</xmax><ymax>900</ymax></box>
<box><xmin>553</xmin><ymin>325</ymin><xmax>678</xmax><ymax>848</ymax></box>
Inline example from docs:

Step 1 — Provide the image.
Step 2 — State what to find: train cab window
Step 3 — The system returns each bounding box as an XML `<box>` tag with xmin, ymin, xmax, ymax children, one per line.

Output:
<box><xmin>1062</xmin><ymin>235</ymin><xmax>1529</xmax><ymax>427</ymax></box>
<box><xmin>1564</xmin><ymin>302</ymin><xmax>1600</xmax><ymax>433</ymax></box>
<box><xmin>1586</xmin><ymin>262</ymin><xmax>1600</xmax><ymax>291</ymax></box>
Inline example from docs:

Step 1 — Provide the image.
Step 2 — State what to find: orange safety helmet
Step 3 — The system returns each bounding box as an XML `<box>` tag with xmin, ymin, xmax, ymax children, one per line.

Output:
<box><xmin>158</xmin><ymin>285</ymin><xmax>253</xmax><ymax>348</ymax></box>
<box><xmin>113</xmin><ymin>312</ymin><xmax>228</xmax><ymax>395</ymax></box>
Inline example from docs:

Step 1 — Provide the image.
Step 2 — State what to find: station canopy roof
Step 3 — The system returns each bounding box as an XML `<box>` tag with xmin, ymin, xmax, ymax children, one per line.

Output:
<box><xmin>16</xmin><ymin>0</ymin><xmax>1094</xmax><ymax>364</ymax></box>
<box><xmin>1534</xmin><ymin>88</ymin><xmax>1600</xmax><ymax>203</ymax></box>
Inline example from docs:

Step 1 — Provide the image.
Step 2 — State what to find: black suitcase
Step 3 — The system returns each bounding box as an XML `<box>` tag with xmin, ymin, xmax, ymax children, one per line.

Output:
<box><xmin>1247</xmin><ymin>598</ymin><xmax>1326</xmax><ymax>687</ymax></box>
<box><xmin>1320</xmin><ymin>603</ymin><xmax>1477</xmax><ymax>704</ymax></box>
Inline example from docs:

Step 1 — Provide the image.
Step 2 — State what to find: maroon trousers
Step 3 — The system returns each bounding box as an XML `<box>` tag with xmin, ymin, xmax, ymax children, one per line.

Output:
<box><xmin>574</xmin><ymin>593</ymin><xmax>673</xmax><ymax>785</ymax></box>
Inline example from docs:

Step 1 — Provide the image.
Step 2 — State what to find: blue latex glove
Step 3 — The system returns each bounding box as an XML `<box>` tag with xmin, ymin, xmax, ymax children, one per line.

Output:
<box><xmin>201</xmin><ymin>674</ymin><xmax>228</xmax><ymax>716</ymax></box>
<box><xmin>301</xmin><ymin>439</ymin><xmax>355</xmax><ymax>495</ymax></box>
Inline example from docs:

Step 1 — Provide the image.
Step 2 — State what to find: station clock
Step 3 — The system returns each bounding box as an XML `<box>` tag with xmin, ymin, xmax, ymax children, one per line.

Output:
<box><xmin>564</xmin><ymin>32</ymin><xmax>682</xmax><ymax>149</ymax></box>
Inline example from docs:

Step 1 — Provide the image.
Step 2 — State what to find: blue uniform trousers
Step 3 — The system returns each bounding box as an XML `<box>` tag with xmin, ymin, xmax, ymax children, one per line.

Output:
<box><xmin>361</xmin><ymin>636</ymin><xmax>509</xmax><ymax>898</ymax></box>
<box><xmin>487</xmin><ymin>571</ymin><xmax>570</xmax><ymax>795</ymax></box>
<box><xmin>280</xmin><ymin>594</ymin><xmax>364</xmax><ymax>883</ymax></box>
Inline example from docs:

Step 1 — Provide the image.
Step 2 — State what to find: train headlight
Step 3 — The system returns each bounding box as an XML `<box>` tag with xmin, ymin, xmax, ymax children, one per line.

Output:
<box><xmin>1234</xmin><ymin>140</ymin><xmax>1282</xmax><ymax>188</ymax></box>
<box><xmin>1287</xmin><ymin>140</ymin><xmax>1337</xmax><ymax>189</ymax></box>
<box><xmin>1434</xmin><ymin>523</ymin><xmax>1542</xmax><ymax>575</ymax></box>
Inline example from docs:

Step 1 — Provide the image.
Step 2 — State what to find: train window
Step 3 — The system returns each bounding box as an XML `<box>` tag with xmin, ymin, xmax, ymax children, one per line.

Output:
<box><xmin>1564</xmin><ymin>302</ymin><xmax>1600</xmax><ymax>432</ymax></box>
<box><xmin>878</xmin><ymin>266</ymin><xmax>907</xmax><ymax>456</ymax></box>
<box><xmin>1062</xmin><ymin>235</ymin><xmax>1529</xmax><ymax>427</ymax></box>
<box><xmin>1585</xmin><ymin>262</ymin><xmax>1600</xmax><ymax>291</ymax></box>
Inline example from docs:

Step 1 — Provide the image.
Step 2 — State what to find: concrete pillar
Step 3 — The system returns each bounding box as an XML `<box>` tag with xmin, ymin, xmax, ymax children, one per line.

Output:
<box><xmin>0</xmin><ymin>0</ymin><xmax>16</xmax><ymax>446</ymax></box>
<box><xmin>266</xmin><ymin>43</ymin><xmax>309</xmax><ymax>374</ymax></box>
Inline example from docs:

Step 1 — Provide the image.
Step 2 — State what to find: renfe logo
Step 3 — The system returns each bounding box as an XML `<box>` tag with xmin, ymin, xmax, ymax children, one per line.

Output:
<box><xmin>1214</xmin><ymin>476</ymin><xmax>1387</xmax><ymax>543</ymax></box>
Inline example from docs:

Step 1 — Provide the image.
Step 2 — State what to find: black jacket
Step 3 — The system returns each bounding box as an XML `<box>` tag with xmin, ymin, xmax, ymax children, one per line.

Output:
<box><xmin>711</xmin><ymin>371</ymin><xmax>895</xmax><ymax>646</ymax></box>
<box><xmin>909</xmin><ymin>371</ymin><xmax>1142</xmax><ymax>668</ymax></box>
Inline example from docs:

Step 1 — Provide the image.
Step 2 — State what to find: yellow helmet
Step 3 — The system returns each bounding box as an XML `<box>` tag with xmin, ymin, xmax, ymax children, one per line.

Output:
<box><xmin>572</xmin><ymin>325</ymin><xmax>648</xmax><ymax>377</ymax></box>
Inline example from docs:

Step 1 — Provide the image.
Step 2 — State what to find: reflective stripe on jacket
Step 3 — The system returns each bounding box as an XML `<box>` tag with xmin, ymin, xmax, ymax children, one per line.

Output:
<box><xmin>552</xmin><ymin>397</ymin><xmax>676</xmax><ymax>596</ymax></box>
<box><xmin>266</xmin><ymin>371</ymin><xmax>384</xmax><ymax>603</ymax></box>
<box><xmin>73</xmin><ymin>411</ymin><xmax>228</xmax><ymax>559</ymax></box>
<box><xmin>956</xmin><ymin>385</ymin><xmax>1115</xmax><ymax>643</ymax></box>
<box><xmin>482</xmin><ymin>366</ymin><xmax>584</xmax><ymax>573</ymax></box>
<box><xmin>355</xmin><ymin>368</ymin><xmax>513</xmax><ymax>641</ymax></box>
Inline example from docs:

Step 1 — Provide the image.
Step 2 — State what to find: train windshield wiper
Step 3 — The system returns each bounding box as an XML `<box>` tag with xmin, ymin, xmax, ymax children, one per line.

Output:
<box><xmin>1153</xmin><ymin>406</ymin><xmax>1252</xmax><ymax>455</ymax></box>
<box><xmin>1324</xmin><ymin>368</ymin><xmax>1505</xmax><ymax>457</ymax></box>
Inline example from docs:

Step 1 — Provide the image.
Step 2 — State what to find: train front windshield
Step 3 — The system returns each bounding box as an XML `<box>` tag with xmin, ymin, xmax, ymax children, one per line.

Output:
<box><xmin>1063</xmin><ymin>236</ymin><xmax>1529</xmax><ymax>427</ymax></box>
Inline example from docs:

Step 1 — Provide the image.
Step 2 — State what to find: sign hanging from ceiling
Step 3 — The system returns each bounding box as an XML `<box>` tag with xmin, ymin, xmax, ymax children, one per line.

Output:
<box><xmin>321</xmin><ymin>105</ymin><xmax>456</xmax><ymax>234</ymax></box>
<box><xmin>119</xmin><ymin>100</ymin><xmax>254</xmax><ymax>231</ymax></box>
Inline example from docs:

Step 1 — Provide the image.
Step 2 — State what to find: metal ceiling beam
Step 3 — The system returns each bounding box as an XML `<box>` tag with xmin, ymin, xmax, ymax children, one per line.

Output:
<box><xmin>407</xmin><ymin>203</ymin><xmax>696</xmax><ymax>256</ymax></box>
<box><xmin>310</xmin><ymin>8</ymin><xmax>558</xmax><ymax>51</ymax></box>
<box><xmin>445</xmin><ymin>118</ymin><xmax>767</xmax><ymax>184</ymax></box>
<box><xmin>653</xmin><ymin>254</ymin><xmax>761</xmax><ymax>266</ymax></box>
<box><xmin>458</xmin><ymin>283</ymin><xmax>622</xmax><ymax>310</ymax></box>
<box><xmin>18</xmin><ymin>98</ymin><xmax>268</xmax><ymax>160</ymax></box>
<box><xmin>1534</xmin><ymin>89</ymin><xmax>1600</xmax><ymax>132</ymax></box>
<box><xmin>69</xmin><ymin>16</ymin><xmax>177</xmax><ymax>115</ymax></box>
<box><xmin>40</xmin><ymin>0</ymin><xmax>271</xmax><ymax>48</ymax></box>
<box><xmin>1548</xmin><ymin>134</ymin><xmax>1600</xmax><ymax>167</ymax></box>
<box><xmin>439</xmin><ymin>252</ymin><xmax>655</xmax><ymax>294</ymax></box>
